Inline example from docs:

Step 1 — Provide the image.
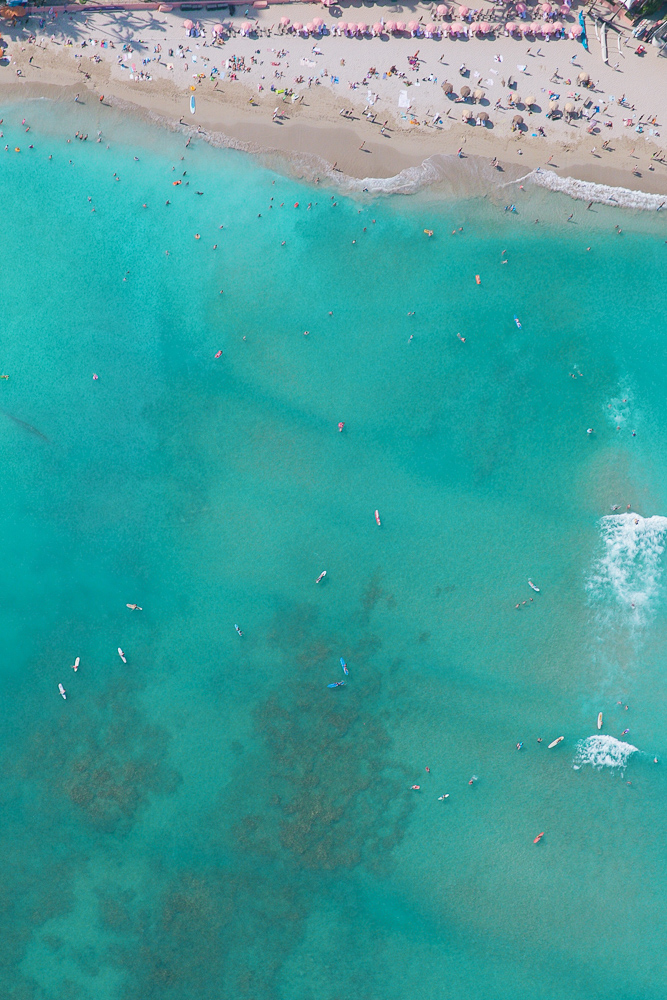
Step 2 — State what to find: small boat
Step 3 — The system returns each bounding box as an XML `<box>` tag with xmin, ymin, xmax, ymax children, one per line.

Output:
<box><xmin>374</xmin><ymin>510</ymin><xmax>381</xmax><ymax>526</ymax></box>
<box><xmin>411</xmin><ymin>785</ymin><xmax>421</xmax><ymax>790</ymax></box>
<box><xmin>315</xmin><ymin>570</ymin><xmax>327</xmax><ymax>584</ymax></box>
<box><xmin>190</xmin><ymin>94</ymin><xmax>196</xmax><ymax>115</ymax></box>
<box><xmin>338</xmin><ymin>422</ymin><xmax>345</xmax><ymax>432</ymax></box>
<box><xmin>118</xmin><ymin>647</ymin><xmax>126</xmax><ymax>663</ymax></box>
<box><xmin>72</xmin><ymin>656</ymin><xmax>79</xmax><ymax>672</ymax></box>
<box><xmin>597</xmin><ymin>712</ymin><xmax>603</xmax><ymax>730</ymax></box>
<box><xmin>528</xmin><ymin>580</ymin><xmax>540</xmax><ymax>592</ymax></box>
<box><xmin>126</xmin><ymin>604</ymin><xmax>142</xmax><ymax>610</ymax></box>
<box><xmin>514</xmin><ymin>315</ymin><xmax>522</xmax><ymax>329</ymax></box>
<box><xmin>340</xmin><ymin>658</ymin><xmax>348</xmax><ymax>675</ymax></box>
<box><xmin>327</xmin><ymin>680</ymin><xmax>346</xmax><ymax>688</ymax></box>
<box><xmin>533</xmin><ymin>832</ymin><xmax>545</xmax><ymax>844</ymax></box>
<box><xmin>214</xmin><ymin>350</ymin><xmax>222</xmax><ymax>359</ymax></box>
<box><xmin>548</xmin><ymin>736</ymin><xmax>564</xmax><ymax>749</ymax></box>
<box><xmin>58</xmin><ymin>683</ymin><xmax>67</xmax><ymax>700</ymax></box>
<box><xmin>234</xmin><ymin>624</ymin><xmax>243</xmax><ymax>637</ymax></box>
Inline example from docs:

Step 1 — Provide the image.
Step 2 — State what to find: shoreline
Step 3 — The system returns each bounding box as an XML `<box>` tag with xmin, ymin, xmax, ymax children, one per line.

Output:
<box><xmin>1</xmin><ymin>2</ymin><xmax>666</xmax><ymax>208</ymax></box>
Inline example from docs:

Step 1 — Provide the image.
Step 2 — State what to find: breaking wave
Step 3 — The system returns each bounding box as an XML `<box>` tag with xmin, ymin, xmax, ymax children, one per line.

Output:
<box><xmin>529</xmin><ymin>167</ymin><xmax>666</xmax><ymax>212</ymax></box>
<box><xmin>573</xmin><ymin>734</ymin><xmax>638</xmax><ymax>770</ymax></box>
<box><xmin>587</xmin><ymin>513</ymin><xmax>667</xmax><ymax>622</ymax></box>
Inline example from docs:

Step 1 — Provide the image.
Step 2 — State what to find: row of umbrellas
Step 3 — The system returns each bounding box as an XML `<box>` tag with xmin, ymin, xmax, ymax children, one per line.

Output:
<box><xmin>208</xmin><ymin>20</ymin><xmax>585</xmax><ymax>38</ymax></box>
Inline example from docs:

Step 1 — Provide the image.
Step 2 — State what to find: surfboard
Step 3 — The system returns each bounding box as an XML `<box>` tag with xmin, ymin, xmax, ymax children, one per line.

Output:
<box><xmin>597</xmin><ymin>712</ymin><xmax>603</xmax><ymax>730</ymax></box>
<box><xmin>190</xmin><ymin>94</ymin><xmax>196</xmax><ymax>115</ymax></box>
<box><xmin>548</xmin><ymin>736</ymin><xmax>564</xmax><ymax>749</ymax></box>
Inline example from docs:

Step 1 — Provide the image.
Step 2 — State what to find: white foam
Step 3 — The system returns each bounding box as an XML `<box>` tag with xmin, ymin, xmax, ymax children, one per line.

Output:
<box><xmin>587</xmin><ymin>513</ymin><xmax>667</xmax><ymax>619</ymax></box>
<box><xmin>573</xmin><ymin>734</ymin><xmax>638</xmax><ymax>770</ymax></box>
<box><xmin>529</xmin><ymin>167</ymin><xmax>667</xmax><ymax>212</ymax></box>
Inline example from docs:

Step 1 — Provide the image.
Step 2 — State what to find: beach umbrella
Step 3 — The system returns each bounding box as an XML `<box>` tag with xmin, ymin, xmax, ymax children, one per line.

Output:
<box><xmin>577</xmin><ymin>70</ymin><xmax>589</xmax><ymax>82</ymax></box>
<box><xmin>305</xmin><ymin>22</ymin><xmax>315</xmax><ymax>32</ymax></box>
<box><xmin>553</xmin><ymin>20</ymin><xmax>564</xmax><ymax>30</ymax></box>
<box><xmin>505</xmin><ymin>21</ymin><xmax>517</xmax><ymax>31</ymax></box>
<box><xmin>442</xmin><ymin>81</ymin><xmax>453</xmax><ymax>92</ymax></box>
<box><xmin>532</xmin><ymin>21</ymin><xmax>543</xmax><ymax>32</ymax></box>
<box><xmin>564</xmin><ymin>101</ymin><xmax>575</xmax><ymax>112</ymax></box>
<box><xmin>478</xmin><ymin>21</ymin><xmax>491</xmax><ymax>32</ymax></box>
<box><xmin>385</xmin><ymin>20</ymin><xmax>396</xmax><ymax>31</ymax></box>
<box><xmin>407</xmin><ymin>20</ymin><xmax>419</xmax><ymax>33</ymax></box>
<box><xmin>338</xmin><ymin>21</ymin><xmax>348</xmax><ymax>31</ymax></box>
<box><xmin>242</xmin><ymin>21</ymin><xmax>253</xmax><ymax>33</ymax></box>
<box><xmin>459</xmin><ymin>5</ymin><xmax>469</xmax><ymax>15</ymax></box>
<box><xmin>542</xmin><ymin>2</ymin><xmax>552</xmax><ymax>11</ymax></box>
<box><xmin>372</xmin><ymin>21</ymin><xmax>383</xmax><ymax>34</ymax></box>
<box><xmin>559</xmin><ymin>4</ymin><xmax>570</xmax><ymax>13</ymax></box>
<box><xmin>357</xmin><ymin>22</ymin><xmax>368</xmax><ymax>33</ymax></box>
<box><xmin>460</xmin><ymin>85</ymin><xmax>471</xmax><ymax>97</ymax></box>
<box><xmin>396</xmin><ymin>21</ymin><xmax>407</xmax><ymax>31</ymax></box>
<box><xmin>451</xmin><ymin>21</ymin><xmax>465</xmax><ymax>32</ymax></box>
<box><xmin>477</xmin><ymin>111</ymin><xmax>489</xmax><ymax>122</ymax></box>
<box><xmin>570</xmin><ymin>23</ymin><xmax>582</xmax><ymax>35</ymax></box>
<box><xmin>549</xmin><ymin>100</ymin><xmax>559</xmax><ymax>111</ymax></box>
<box><xmin>526</xmin><ymin>94</ymin><xmax>536</xmax><ymax>106</ymax></box>
<box><xmin>183</xmin><ymin>18</ymin><xmax>193</xmax><ymax>29</ymax></box>
<box><xmin>515</xmin><ymin>3</ymin><xmax>527</xmax><ymax>11</ymax></box>
<box><xmin>212</xmin><ymin>22</ymin><xmax>224</xmax><ymax>34</ymax></box>
<box><xmin>426</xmin><ymin>22</ymin><xmax>438</xmax><ymax>34</ymax></box>
<box><xmin>437</xmin><ymin>3</ymin><xmax>449</xmax><ymax>13</ymax></box>
<box><xmin>473</xmin><ymin>87</ymin><xmax>484</xmax><ymax>100</ymax></box>
<box><xmin>543</xmin><ymin>22</ymin><xmax>554</xmax><ymax>32</ymax></box>
<box><xmin>313</xmin><ymin>17</ymin><xmax>324</xmax><ymax>26</ymax></box>
<box><xmin>293</xmin><ymin>21</ymin><xmax>303</xmax><ymax>31</ymax></box>
<box><xmin>513</xmin><ymin>113</ymin><xmax>524</xmax><ymax>123</ymax></box>
<box><xmin>279</xmin><ymin>15</ymin><xmax>290</xmax><ymax>25</ymax></box>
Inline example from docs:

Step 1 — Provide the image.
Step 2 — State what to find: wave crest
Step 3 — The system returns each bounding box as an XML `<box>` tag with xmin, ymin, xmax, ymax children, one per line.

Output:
<box><xmin>529</xmin><ymin>168</ymin><xmax>666</xmax><ymax>212</ymax></box>
<box><xmin>587</xmin><ymin>512</ymin><xmax>667</xmax><ymax>620</ymax></box>
<box><xmin>573</xmin><ymin>734</ymin><xmax>638</xmax><ymax>770</ymax></box>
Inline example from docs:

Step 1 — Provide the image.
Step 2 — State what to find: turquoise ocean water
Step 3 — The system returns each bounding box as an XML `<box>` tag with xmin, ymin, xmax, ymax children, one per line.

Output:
<box><xmin>1</xmin><ymin>96</ymin><xmax>666</xmax><ymax>1000</ymax></box>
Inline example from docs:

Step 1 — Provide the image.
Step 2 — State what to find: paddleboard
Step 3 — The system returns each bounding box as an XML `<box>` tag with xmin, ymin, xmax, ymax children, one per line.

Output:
<box><xmin>190</xmin><ymin>94</ymin><xmax>196</xmax><ymax>115</ymax></box>
<box><xmin>533</xmin><ymin>832</ymin><xmax>545</xmax><ymax>844</ymax></box>
<box><xmin>118</xmin><ymin>647</ymin><xmax>127</xmax><ymax>663</ymax></box>
<box><xmin>58</xmin><ymin>683</ymin><xmax>67</xmax><ymax>700</ymax></box>
<box><xmin>528</xmin><ymin>580</ymin><xmax>540</xmax><ymax>592</ymax></box>
<box><xmin>72</xmin><ymin>656</ymin><xmax>79</xmax><ymax>672</ymax></box>
<box><xmin>548</xmin><ymin>736</ymin><xmax>564</xmax><ymax>749</ymax></box>
<box><xmin>375</xmin><ymin>509</ymin><xmax>381</xmax><ymax>526</ymax></box>
<box><xmin>597</xmin><ymin>712</ymin><xmax>603</xmax><ymax>730</ymax></box>
<box><xmin>315</xmin><ymin>570</ymin><xmax>326</xmax><ymax>583</ymax></box>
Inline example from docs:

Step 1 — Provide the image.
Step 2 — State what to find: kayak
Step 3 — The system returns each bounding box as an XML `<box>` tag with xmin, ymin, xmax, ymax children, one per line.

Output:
<box><xmin>315</xmin><ymin>570</ymin><xmax>326</xmax><ymax>584</ymax></box>
<box><xmin>528</xmin><ymin>580</ymin><xmax>540</xmax><ymax>592</ymax></box>
<box><xmin>597</xmin><ymin>712</ymin><xmax>603</xmax><ymax>730</ymax></box>
<box><xmin>118</xmin><ymin>647</ymin><xmax>126</xmax><ymax>663</ymax></box>
<box><xmin>375</xmin><ymin>510</ymin><xmax>381</xmax><ymax>526</ymax></box>
<box><xmin>533</xmin><ymin>832</ymin><xmax>545</xmax><ymax>844</ymax></box>
<box><xmin>340</xmin><ymin>658</ymin><xmax>348</xmax><ymax>675</ymax></box>
<box><xmin>58</xmin><ymin>683</ymin><xmax>67</xmax><ymax>700</ymax></box>
<box><xmin>548</xmin><ymin>736</ymin><xmax>564</xmax><ymax>749</ymax></box>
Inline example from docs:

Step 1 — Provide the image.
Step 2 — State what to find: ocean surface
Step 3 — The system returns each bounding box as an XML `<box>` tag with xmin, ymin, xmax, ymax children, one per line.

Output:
<box><xmin>1</xmin><ymin>96</ymin><xmax>666</xmax><ymax>1000</ymax></box>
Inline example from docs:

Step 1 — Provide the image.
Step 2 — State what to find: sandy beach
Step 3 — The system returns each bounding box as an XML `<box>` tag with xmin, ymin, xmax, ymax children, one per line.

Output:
<box><xmin>1</xmin><ymin>1</ymin><xmax>666</xmax><ymax>201</ymax></box>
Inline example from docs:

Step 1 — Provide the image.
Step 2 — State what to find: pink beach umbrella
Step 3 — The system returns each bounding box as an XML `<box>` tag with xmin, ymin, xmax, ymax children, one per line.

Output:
<box><xmin>338</xmin><ymin>21</ymin><xmax>348</xmax><ymax>31</ymax></box>
<box><xmin>313</xmin><ymin>16</ymin><xmax>324</xmax><ymax>26</ymax></box>
<box><xmin>357</xmin><ymin>21</ymin><xmax>368</xmax><ymax>33</ymax></box>
<box><xmin>241</xmin><ymin>21</ymin><xmax>252</xmax><ymax>33</ymax></box>
<box><xmin>346</xmin><ymin>22</ymin><xmax>357</xmax><ymax>33</ymax></box>
<box><xmin>559</xmin><ymin>4</ymin><xmax>570</xmax><ymax>12</ymax></box>
<box><xmin>426</xmin><ymin>22</ymin><xmax>438</xmax><ymax>34</ymax></box>
<box><xmin>515</xmin><ymin>3</ymin><xmax>527</xmax><ymax>12</ymax></box>
<box><xmin>530</xmin><ymin>20</ymin><xmax>542</xmax><ymax>32</ymax></box>
<box><xmin>451</xmin><ymin>21</ymin><xmax>464</xmax><ymax>33</ymax></box>
<box><xmin>279</xmin><ymin>15</ymin><xmax>290</xmax><ymax>25</ymax></box>
<box><xmin>478</xmin><ymin>20</ymin><xmax>491</xmax><ymax>32</ymax></box>
<box><xmin>212</xmin><ymin>22</ymin><xmax>224</xmax><ymax>34</ymax></box>
<box><xmin>437</xmin><ymin>2</ymin><xmax>449</xmax><ymax>13</ymax></box>
<box><xmin>183</xmin><ymin>18</ymin><xmax>193</xmax><ymax>29</ymax></box>
<box><xmin>305</xmin><ymin>21</ymin><xmax>314</xmax><ymax>32</ymax></box>
<box><xmin>553</xmin><ymin>20</ymin><xmax>564</xmax><ymax>30</ymax></box>
<box><xmin>542</xmin><ymin>2</ymin><xmax>552</xmax><ymax>10</ymax></box>
<box><xmin>459</xmin><ymin>5</ymin><xmax>469</xmax><ymax>15</ymax></box>
<box><xmin>293</xmin><ymin>21</ymin><xmax>303</xmax><ymax>31</ymax></box>
<box><xmin>396</xmin><ymin>21</ymin><xmax>407</xmax><ymax>31</ymax></box>
<box><xmin>505</xmin><ymin>21</ymin><xmax>517</xmax><ymax>31</ymax></box>
<box><xmin>570</xmin><ymin>22</ymin><xmax>582</xmax><ymax>34</ymax></box>
<box><xmin>372</xmin><ymin>21</ymin><xmax>383</xmax><ymax>34</ymax></box>
<box><xmin>407</xmin><ymin>19</ymin><xmax>419</xmax><ymax>32</ymax></box>
<box><xmin>385</xmin><ymin>19</ymin><xmax>396</xmax><ymax>31</ymax></box>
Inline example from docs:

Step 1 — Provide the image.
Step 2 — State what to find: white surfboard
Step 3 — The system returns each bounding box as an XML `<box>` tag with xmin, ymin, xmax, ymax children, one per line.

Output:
<box><xmin>548</xmin><ymin>736</ymin><xmax>564</xmax><ymax>749</ymax></box>
<box><xmin>118</xmin><ymin>647</ymin><xmax>127</xmax><ymax>663</ymax></box>
<box><xmin>597</xmin><ymin>712</ymin><xmax>603</xmax><ymax>730</ymax></box>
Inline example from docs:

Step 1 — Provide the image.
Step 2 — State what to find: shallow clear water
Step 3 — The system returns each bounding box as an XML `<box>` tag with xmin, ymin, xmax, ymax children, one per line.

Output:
<box><xmin>1</xmin><ymin>97</ymin><xmax>666</xmax><ymax>1000</ymax></box>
